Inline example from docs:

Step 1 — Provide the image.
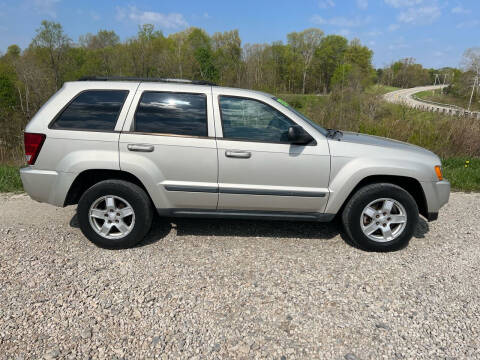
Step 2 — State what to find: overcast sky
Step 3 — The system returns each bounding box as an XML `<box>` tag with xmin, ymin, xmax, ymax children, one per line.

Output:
<box><xmin>0</xmin><ymin>0</ymin><xmax>478</xmax><ymax>69</ymax></box>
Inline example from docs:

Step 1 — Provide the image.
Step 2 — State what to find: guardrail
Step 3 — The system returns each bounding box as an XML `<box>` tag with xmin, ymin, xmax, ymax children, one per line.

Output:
<box><xmin>411</xmin><ymin>95</ymin><xmax>480</xmax><ymax>119</ymax></box>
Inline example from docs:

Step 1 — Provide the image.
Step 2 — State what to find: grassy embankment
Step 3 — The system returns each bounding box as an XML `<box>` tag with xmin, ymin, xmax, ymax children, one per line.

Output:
<box><xmin>415</xmin><ymin>90</ymin><xmax>480</xmax><ymax>112</ymax></box>
<box><xmin>1</xmin><ymin>87</ymin><xmax>479</xmax><ymax>193</ymax></box>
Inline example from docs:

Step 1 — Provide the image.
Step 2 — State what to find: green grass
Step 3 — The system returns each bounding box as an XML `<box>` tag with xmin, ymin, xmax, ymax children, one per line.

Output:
<box><xmin>1</xmin><ymin>158</ymin><xmax>478</xmax><ymax>194</ymax></box>
<box><xmin>442</xmin><ymin>158</ymin><xmax>480</xmax><ymax>192</ymax></box>
<box><xmin>366</xmin><ymin>84</ymin><xmax>401</xmax><ymax>95</ymax></box>
<box><xmin>0</xmin><ymin>165</ymin><xmax>23</xmax><ymax>193</ymax></box>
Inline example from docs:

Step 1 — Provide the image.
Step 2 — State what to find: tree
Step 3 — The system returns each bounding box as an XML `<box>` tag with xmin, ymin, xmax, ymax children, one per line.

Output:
<box><xmin>79</xmin><ymin>30</ymin><xmax>120</xmax><ymax>49</ymax></box>
<box><xmin>31</xmin><ymin>20</ymin><xmax>71</xmax><ymax>89</ymax></box>
<box><xmin>187</xmin><ymin>28</ymin><xmax>218</xmax><ymax>82</ymax></box>
<box><xmin>212</xmin><ymin>30</ymin><xmax>241</xmax><ymax>86</ymax></box>
<box><xmin>6</xmin><ymin>45</ymin><xmax>21</xmax><ymax>58</ymax></box>
<box><xmin>287</xmin><ymin>28</ymin><xmax>324</xmax><ymax>94</ymax></box>
<box><xmin>381</xmin><ymin>58</ymin><xmax>432</xmax><ymax>88</ymax></box>
<box><xmin>315</xmin><ymin>35</ymin><xmax>348</xmax><ymax>92</ymax></box>
<box><xmin>462</xmin><ymin>47</ymin><xmax>480</xmax><ymax>76</ymax></box>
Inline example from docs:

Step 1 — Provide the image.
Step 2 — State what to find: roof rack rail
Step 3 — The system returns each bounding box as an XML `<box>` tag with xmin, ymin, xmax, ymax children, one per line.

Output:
<box><xmin>77</xmin><ymin>76</ymin><xmax>216</xmax><ymax>86</ymax></box>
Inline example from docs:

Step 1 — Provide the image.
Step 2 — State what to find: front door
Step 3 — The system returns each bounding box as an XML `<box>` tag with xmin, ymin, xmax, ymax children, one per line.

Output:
<box><xmin>212</xmin><ymin>89</ymin><xmax>330</xmax><ymax>213</ymax></box>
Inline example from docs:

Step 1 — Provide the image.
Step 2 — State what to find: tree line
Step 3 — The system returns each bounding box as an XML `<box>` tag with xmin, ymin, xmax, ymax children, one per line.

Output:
<box><xmin>0</xmin><ymin>20</ymin><xmax>471</xmax><ymax>162</ymax></box>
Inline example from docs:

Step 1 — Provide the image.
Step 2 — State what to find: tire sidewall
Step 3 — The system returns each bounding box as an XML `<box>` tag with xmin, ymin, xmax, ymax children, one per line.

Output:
<box><xmin>344</xmin><ymin>184</ymin><xmax>419</xmax><ymax>251</ymax></box>
<box><xmin>77</xmin><ymin>180</ymin><xmax>152</xmax><ymax>249</ymax></box>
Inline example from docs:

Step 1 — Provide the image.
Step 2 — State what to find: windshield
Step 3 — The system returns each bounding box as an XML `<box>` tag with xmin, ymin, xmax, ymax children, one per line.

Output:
<box><xmin>273</xmin><ymin>97</ymin><xmax>328</xmax><ymax>136</ymax></box>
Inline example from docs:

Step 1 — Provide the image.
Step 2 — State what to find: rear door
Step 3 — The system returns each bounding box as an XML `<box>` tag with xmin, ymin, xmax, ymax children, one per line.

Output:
<box><xmin>119</xmin><ymin>83</ymin><xmax>218</xmax><ymax>211</ymax></box>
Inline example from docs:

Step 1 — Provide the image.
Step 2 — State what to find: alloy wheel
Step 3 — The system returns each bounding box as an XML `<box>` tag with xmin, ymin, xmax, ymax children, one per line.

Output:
<box><xmin>360</xmin><ymin>198</ymin><xmax>407</xmax><ymax>242</ymax></box>
<box><xmin>88</xmin><ymin>195</ymin><xmax>135</xmax><ymax>240</ymax></box>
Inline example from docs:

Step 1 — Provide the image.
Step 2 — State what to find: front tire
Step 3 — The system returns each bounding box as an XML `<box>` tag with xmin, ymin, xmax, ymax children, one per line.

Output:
<box><xmin>77</xmin><ymin>180</ymin><xmax>153</xmax><ymax>249</ymax></box>
<box><xmin>342</xmin><ymin>183</ymin><xmax>419</xmax><ymax>251</ymax></box>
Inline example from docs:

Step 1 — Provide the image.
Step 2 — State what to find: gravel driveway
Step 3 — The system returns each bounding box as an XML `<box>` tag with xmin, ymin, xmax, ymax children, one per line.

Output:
<box><xmin>1</xmin><ymin>192</ymin><xmax>479</xmax><ymax>359</ymax></box>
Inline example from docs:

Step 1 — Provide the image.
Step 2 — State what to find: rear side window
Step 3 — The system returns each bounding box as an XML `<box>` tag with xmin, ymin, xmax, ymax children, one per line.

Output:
<box><xmin>51</xmin><ymin>90</ymin><xmax>128</xmax><ymax>131</ymax></box>
<box><xmin>134</xmin><ymin>92</ymin><xmax>208</xmax><ymax>137</ymax></box>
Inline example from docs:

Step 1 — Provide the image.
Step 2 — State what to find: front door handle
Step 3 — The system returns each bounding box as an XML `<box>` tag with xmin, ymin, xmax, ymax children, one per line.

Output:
<box><xmin>225</xmin><ymin>150</ymin><xmax>251</xmax><ymax>159</ymax></box>
<box><xmin>127</xmin><ymin>144</ymin><xmax>154</xmax><ymax>152</ymax></box>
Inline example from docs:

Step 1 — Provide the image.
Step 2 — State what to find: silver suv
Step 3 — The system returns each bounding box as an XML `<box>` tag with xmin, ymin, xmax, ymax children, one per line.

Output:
<box><xmin>20</xmin><ymin>78</ymin><xmax>450</xmax><ymax>251</ymax></box>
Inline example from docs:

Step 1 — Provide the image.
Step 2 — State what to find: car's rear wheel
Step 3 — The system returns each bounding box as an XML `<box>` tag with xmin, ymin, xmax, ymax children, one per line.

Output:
<box><xmin>342</xmin><ymin>183</ymin><xmax>418</xmax><ymax>251</ymax></box>
<box><xmin>77</xmin><ymin>180</ymin><xmax>153</xmax><ymax>249</ymax></box>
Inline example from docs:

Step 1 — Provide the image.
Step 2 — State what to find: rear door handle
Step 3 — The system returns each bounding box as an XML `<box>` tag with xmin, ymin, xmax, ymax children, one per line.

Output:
<box><xmin>225</xmin><ymin>150</ymin><xmax>251</xmax><ymax>159</ymax></box>
<box><xmin>127</xmin><ymin>144</ymin><xmax>154</xmax><ymax>152</ymax></box>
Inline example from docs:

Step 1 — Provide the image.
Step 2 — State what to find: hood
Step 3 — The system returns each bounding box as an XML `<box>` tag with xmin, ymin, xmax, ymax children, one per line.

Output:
<box><xmin>341</xmin><ymin>131</ymin><xmax>428</xmax><ymax>150</ymax></box>
<box><xmin>328</xmin><ymin>131</ymin><xmax>439</xmax><ymax>161</ymax></box>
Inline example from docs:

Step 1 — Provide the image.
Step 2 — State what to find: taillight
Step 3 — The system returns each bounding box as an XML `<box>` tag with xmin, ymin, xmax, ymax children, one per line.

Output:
<box><xmin>24</xmin><ymin>132</ymin><xmax>46</xmax><ymax>165</ymax></box>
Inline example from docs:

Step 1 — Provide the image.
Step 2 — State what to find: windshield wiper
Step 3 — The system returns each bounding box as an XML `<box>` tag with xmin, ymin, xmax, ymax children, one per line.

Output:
<box><xmin>326</xmin><ymin>128</ymin><xmax>343</xmax><ymax>139</ymax></box>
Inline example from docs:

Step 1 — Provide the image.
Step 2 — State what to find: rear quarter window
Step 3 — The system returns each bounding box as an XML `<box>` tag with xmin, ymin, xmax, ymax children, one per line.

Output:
<box><xmin>50</xmin><ymin>90</ymin><xmax>128</xmax><ymax>131</ymax></box>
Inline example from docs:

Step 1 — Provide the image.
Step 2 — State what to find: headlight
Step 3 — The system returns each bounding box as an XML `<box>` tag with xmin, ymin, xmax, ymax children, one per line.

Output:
<box><xmin>434</xmin><ymin>165</ymin><xmax>443</xmax><ymax>181</ymax></box>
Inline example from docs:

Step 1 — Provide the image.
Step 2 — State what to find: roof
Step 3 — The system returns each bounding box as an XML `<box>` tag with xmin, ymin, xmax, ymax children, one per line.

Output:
<box><xmin>77</xmin><ymin>76</ymin><xmax>216</xmax><ymax>86</ymax></box>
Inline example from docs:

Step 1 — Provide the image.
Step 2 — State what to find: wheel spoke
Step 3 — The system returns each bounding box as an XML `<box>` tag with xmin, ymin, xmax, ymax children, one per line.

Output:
<box><xmin>363</xmin><ymin>222</ymin><xmax>379</xmax><ymax>235</ymax></box>
<box><xmin>382</xmin><ymin>200</ymin><xmax>394</xmax><ymax>214</ymax></box>
<box><xmin>100</xmin><ymin>222</ymin><xmax>112</xmax><ymax>236</ymax></box>
<box><xmin>116</xmin><ymin>220</ymin><xmax>130</xmax><ymax>234</ymax></box>
<box><xmin>89</xmin><ymin>195</ymin><xmax>135</xmax><ymax>239</ymax></box>
<box><xmin>381</xmin><ymin>225</ymin><xmax>394</xmax><ymax>241</ymax></box>
<box><xmin>363</xmin><ymin>206</ymin><xmax>376</xmax><ymax>218</ymax></box>
<box><xmin>389</xmin><ymin>215</ymin><xmax>406</xmax><ymax>224</ymax></box>
<box><xmin>361</xmin><ymin>197</ymin><xmax>407</xmax><ymax>243</ymax></box>
<box><xmin>105</xmin><ymin>196</ymin><xmax>116</xmax><ymax>211</ymax></box>
<box><xmin>90</xmin><ymin>209</ymin><xmax>106</xmax><ymax>219</ymax></box>
<box><xmin>119</xmin><ymin>207</ymin><xmax>134</xmax><ymax>218</ymax></box>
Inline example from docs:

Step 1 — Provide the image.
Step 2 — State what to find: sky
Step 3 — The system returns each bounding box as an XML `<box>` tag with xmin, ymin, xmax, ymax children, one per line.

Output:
<box><xmin>0</xmin><ymin>0</ymin><xmax>478</xmax><ymax>69</ymax></box>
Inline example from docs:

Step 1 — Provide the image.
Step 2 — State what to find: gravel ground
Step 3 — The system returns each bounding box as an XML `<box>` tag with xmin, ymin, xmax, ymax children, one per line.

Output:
<box><xmin>0</xmin><ymin>192</ymin><xmax>479</xmax><ymax>359</ymax></box>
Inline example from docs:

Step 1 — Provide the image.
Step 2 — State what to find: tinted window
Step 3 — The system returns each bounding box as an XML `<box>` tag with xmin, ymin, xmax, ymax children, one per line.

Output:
<box><xmin>219</xmin><ymin>96</ymin><xmax>295</xmax><ymax>142</ymax></box>
<box><xmin>134</xmin><ymin>92</ymin><xmax>208</xmax><ymax>136</ymax></box>
<box><xmin>51</xmin><ymin>90</ymin><xmax>128</xmax><ymax>130</ymax></box>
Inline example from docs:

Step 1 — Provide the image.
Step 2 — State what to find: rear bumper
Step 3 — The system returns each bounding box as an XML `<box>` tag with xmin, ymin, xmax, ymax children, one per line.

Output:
<box><xmin>421</xmin><ymin>180</ymin><xmax>450</xmax><ymax>221</ymax></box>
<box><xmin>20</xmin><ymin>167</ymin><xmax>76</xmax><ymax>206</ymax></box>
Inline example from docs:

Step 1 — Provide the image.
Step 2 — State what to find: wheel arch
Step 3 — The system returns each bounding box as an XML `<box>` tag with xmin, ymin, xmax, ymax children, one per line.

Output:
<box><xmin>64</xmin><ymin>169</ymin><xmax>153</xmax><ymax>206</ymax></box>
<box><xmin>336</xmin><ymin>175</ymin><xmax>428</xmax><ymax>219</ymax></box>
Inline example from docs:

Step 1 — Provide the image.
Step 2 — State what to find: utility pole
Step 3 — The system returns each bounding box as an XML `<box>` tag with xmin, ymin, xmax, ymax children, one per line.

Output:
<box><xmin>441</xmin><ymin>73</ymin><xmax>448</xmax><ymax>95</ymax></box>
<box><xmin>468</xmin><ymin>75</ymin><xmax>479</xmax><ymax>111</ymax></box>
<box><xmin>433</xmin><ymin>73</ymin><xmax>440</xmax><ymax>96</ymax></box>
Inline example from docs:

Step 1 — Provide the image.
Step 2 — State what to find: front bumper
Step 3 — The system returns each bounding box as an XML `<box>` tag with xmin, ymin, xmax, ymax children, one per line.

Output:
<box><xmin>20</xmin><ymin>167</ymin><xmax>76</xmax><ymax>206</ymax></box>
<box><xmin>420</xmin><ymin>180</ymin><xmax>450</xmax><ymax>221</ymax></box>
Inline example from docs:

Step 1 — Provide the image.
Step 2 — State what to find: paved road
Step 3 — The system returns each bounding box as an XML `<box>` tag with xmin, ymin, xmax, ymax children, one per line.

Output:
<box><xmin>383</xmin><ymin>85</ymin><xmax>453</xmax><ymax>111</ymax></box>
<box><xmin>1</xmin><ymin>193</ymin><xmax>480</xmax><ymax>359</ymax></box>
<box><xmin>384</xmin><ymin>85</ymin><xmax>480</xmax><ymax>118</ymax></box>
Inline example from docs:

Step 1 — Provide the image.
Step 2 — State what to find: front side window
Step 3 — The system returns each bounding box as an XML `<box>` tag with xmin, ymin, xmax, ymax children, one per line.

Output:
<box><xmin>219</xmin><ymin>96</ymin><xmax>295</xmax><ymax>142</ymax></box>
<box><xmin>51</xmin><ymin>90</ymin><xmax>128</xmax><ymax>130</ymax></box>
<box><xmin>134</xmin><ymin>92</ymin><xmax>208</xmax><ymax>137</ymax></box>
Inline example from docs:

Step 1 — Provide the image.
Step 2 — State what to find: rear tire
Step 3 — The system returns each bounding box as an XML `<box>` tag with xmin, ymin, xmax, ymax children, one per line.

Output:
<box><xmin>342</xmin><ymin>183</ymin><xmax>418</xmax><ymax>251</ymax></box>
<box><xmin>77</xmin><ymin>180</ymin><xmax>153</xmax><ymax>249</ymax></box>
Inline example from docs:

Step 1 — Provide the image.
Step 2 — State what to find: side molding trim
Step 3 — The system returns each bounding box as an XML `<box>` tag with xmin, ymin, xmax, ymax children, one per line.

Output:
<box><xmin>164</xmin><ymin>184</ymin><xmax>326</xmax><ymax>198</ymax></box>
<box><xmin>219</xmin><ymin>187</ymin><xmax>326</xmax><ymax>197</ymax></box>
<box><xmin>164</xmin><ymin>184</ymin><xmax>218</xmax><ymax>193</ymax></box>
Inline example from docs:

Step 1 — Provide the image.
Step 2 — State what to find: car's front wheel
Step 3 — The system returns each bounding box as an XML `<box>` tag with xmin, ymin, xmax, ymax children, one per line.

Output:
<box><xmin>77</xmin><ymin>180</ymin><xmax>153</xmax><ymax>249</ymax></box>
<box><xmin>342</xmin><ymin>183</ymin><xmax>419</xmax><ymax>251</ymax></box>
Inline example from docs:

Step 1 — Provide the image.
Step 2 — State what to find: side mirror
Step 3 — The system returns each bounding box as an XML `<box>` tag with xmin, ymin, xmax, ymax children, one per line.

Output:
<box><xmin>287</xmin><ymin>125</ymin><xmax>314</xmax><ymax>145</ymax></box>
